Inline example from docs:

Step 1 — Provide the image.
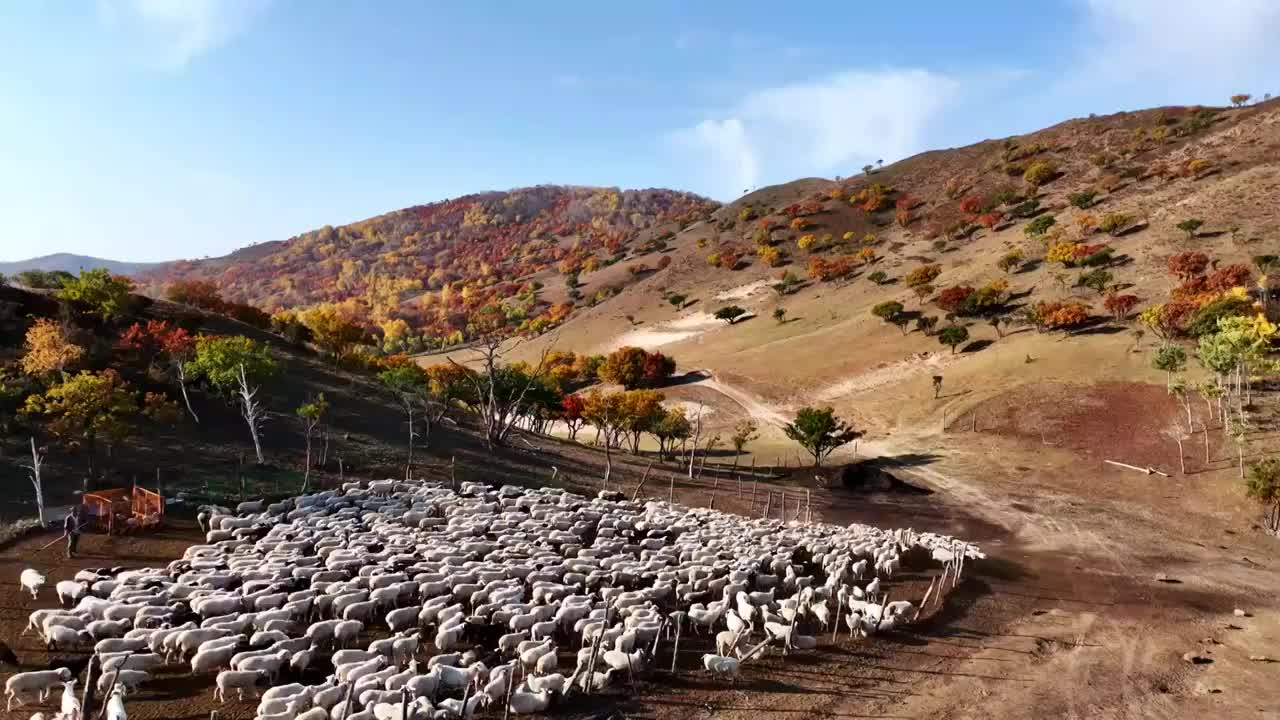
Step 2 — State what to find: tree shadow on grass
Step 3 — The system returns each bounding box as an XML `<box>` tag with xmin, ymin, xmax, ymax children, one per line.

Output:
<box><xmin>961</xmin><ymin>339</ymin><xmax>994</xmax><ymax>353</ymax></box>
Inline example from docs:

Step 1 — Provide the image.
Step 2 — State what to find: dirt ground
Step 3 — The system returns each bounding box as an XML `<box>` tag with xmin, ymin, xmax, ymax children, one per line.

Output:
<box><xmin>4</xmin><ymin>427</ymin><xmax>1278</xmax><ymax>720</ymax></box>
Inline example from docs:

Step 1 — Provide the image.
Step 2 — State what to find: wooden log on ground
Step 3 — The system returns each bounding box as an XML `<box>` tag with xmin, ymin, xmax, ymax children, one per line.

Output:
<box><xmin>1104</xmin><ymin>459</ymin><xmax>1170</xmax><ymax>477</ymax></box>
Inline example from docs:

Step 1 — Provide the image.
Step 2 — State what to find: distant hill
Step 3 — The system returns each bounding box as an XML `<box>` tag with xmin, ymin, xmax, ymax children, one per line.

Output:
<box><xmin>0</xmin><ymin>253</ymin><xmax>162</xmax><ymax>277</ymax></box>
<box><xmin>138</xmin><ymin>185</ymin><xmax>718</xmax><ymax>345</ymax></box>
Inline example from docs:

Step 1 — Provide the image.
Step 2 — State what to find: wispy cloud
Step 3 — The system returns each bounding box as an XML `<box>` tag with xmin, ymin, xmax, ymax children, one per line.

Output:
<box><xmin>1066</xmin><ymin>0</ymin><xmax>1280</xmax><ymax>100</ymax></box>
<box><xmin>99</xmin><ymin>0</ymin><xmax>272</xmax><ymax>71</ymax></box>
<box><xmin>666</xmin><ymin>68</ymin><xmax>960</xmax><ymax>199</ymax></box>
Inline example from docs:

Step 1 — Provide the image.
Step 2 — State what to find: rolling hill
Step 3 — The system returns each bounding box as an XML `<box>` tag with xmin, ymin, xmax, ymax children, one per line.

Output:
<box><xmin>0</xmin><ymin>253</ymin><xmax>162</xmax><ymax>277</ymax></box>
<box><xmin>136</xmin><ymin>185</ymin><xmax>718</xmax><ymax>349</ymax></box>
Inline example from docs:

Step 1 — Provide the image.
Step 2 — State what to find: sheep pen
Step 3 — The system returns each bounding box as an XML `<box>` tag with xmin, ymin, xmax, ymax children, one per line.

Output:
<box><xmin>1</xmin><ymin>479</ymin><xmax>985</xmax><ymax>719</ymax></box>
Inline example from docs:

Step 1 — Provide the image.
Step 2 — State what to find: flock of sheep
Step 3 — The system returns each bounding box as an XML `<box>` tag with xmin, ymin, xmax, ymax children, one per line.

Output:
<box><xmin>8</xmin><ymin>479</ymin><xmax>982</xmax><ymax>719</ymax></box>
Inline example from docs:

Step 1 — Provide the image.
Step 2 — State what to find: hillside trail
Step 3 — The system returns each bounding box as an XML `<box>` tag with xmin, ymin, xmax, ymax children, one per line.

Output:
<box><xmin>686</xmin><ymin>369</ymin><xmax>1280</xmax><ymax>720</ymax></box>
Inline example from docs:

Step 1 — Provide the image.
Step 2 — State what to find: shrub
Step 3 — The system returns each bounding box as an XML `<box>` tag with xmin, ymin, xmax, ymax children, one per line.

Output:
<box><xmin>1206</xmin><ymin>264</ymin><xmax>1252</xmax><ymax>292</ymax></box>
<box><xmin>1183</xmin><ymin>294</ymin><xmax>1255</xmax><ymax>336</ymax></box>
<box><xmin>738</xmin><ymin>206</ymin><xmax>757</xmax><ymax>222</ymax></box>
<box><xmin>1078</xmin><ymin>247</ymin><xmax>1114</xmax><ymax>268</ymax></box>
<box><xmin>868</xmin><ymin>271</ymin><xmax>888</xmax><ymax>285</ymax></box>
<box><xmin>656</xmin><ymin>255</ymin><xmax>672</xmax><ymax>270</ymax></box>
<box><xmin>57</xmin><ymin>269</ymin><xmax>135</xmax><ymax>321</ymax></box>
<box><xmin>1076</xmin><ymin>269</ymin><xmax>1113</xmax><ymax>295</ymax></box>
<box><xmin>1103</xmin><ymin>293</ymin><xmax>1139</xmax><ymax>320</ymax></box>
<box><xmin>997</xmin><ymin>250</ymin><xmax>1023</xmax><ymax>273</ymax></box>
<box><xmin>871</xmin><ymin>301</ymin><xmax>905</xmax><ymax>321</ymax></box>
<box><xmin>706</xmin><ymin>252</ymin><xmax>721</xmax><ymax>267</ymax></box>
<box><xmin>1042</xmin><ymin>302</ymin><xmax>1091</xmax><ymax>331</ymax></box>
<box><xmin>976</xmin><ymin>211</ymin><xmax>1003</xmax><ymax>229</ymax></box>
<box><xmin>904</xmin><ymin>264</ymin><xmax>942</xmax><ymax>288</ymax></box>
<box><xmin>797</xmin><ymin>234</ymin><xmax>817</xmax><ymax>251</ymax></box>
<box><xmin>1024</xmin><ymin>215</ymin><xmax>1057</xmax><ymax>237</ymax></box>
<box><xmin>1168</xmin><ymin>251</ymin><xmax>1209</xmax><ymax>280</ymax></box>
<box><xmin>994</xmin><ymin>188</ymin><xmax>1021</xmax><ymax>205</ymax></box>
<box><xmin>1009</xmin><ymin>198</ymin><xmax>1040</xmax><ymax>218</ymax></box>
<box><xmin>757</xmin><ymin>245</ymin><xmax>784</xmax><ymax>267</ymax></box>
<box><xmin>1230</xmin><ymin>93</ymin><xmax>1252</xmax><ymax>107</ymax></box>
<box><xmin>1068</xmin><ymin>191</ymin><xmax>1097</xmax><ymax>209</ymax></box>
<box><xmin>1175</xmin><ymin>218</ymin><xmax>1204</xmax><ymax>240</ymax></box>
<box><xmin>1023</xmin><ymin>159</ymin><xmax>1058</xmax><ymax>187</ymax></box>
<box><xmin>1099</xmin><ymin>212</ymin><xmax>1130</xmax><ymax>236</ymax></box>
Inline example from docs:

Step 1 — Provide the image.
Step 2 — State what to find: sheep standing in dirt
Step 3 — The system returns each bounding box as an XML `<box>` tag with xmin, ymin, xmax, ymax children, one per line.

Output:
<box><xmin>6</xmin><ymin>668</ymin><xmax>72</xmax><ymax>711</ymax></box>
<box><xmin>20</xmin><ymin>569</ymin><xmax>45</xmax><ymax>599</ymax></box>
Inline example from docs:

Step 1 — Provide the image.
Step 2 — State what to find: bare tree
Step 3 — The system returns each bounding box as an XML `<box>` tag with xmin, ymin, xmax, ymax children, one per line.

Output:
<box><xmin>23</xmin><ymin>437</ymin><xmax>47</xmax><ymax>526</ymax></box>
<box><xmin>449</xmin><ymin>318</ymin><xmax>556</xmax><ymax>449</ymax></box>
<box><xmin>1163</xmin><ymin>424</ymin><xmax>1188</xmax><ymax>474</ymax></box>
<box><xmin>687</xmin><ymin>403</ymin><xmax>705</xmax><ymax>480</ymax></box>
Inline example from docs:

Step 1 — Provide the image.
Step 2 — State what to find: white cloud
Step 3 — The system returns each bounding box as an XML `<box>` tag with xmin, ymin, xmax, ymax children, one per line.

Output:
<box><xmin>1068</xmin><ymin>0</ymin><xmax>1280</xmax><ymax>99</ymax></box>
<box><xmin>667</xmin><ymin>69</ymin><xmax>960</xmax><ymax>199</ymax></box>
<box><xmin>100</xmin><ymin>0</ymin><xmax>271</xmax><ymax>71</ymax></box>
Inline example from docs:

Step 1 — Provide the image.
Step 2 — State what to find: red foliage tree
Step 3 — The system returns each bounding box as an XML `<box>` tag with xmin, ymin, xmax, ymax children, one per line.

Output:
<box><xmin>1206</xmin><ymin>263</ymin><xmax>1252</xmax><ymax>291</ymax></box>
<box><xmin>959</xmin><ymin>196</ymin><xmax>986</xmax><ymax>217</ymax></box>
<box><xmin>976</xmin><ymin>211</ymin><xmax>1003</xmax><ymax>229</ymax></box>
<box><xmin>561</xmin><ymin>394</ymin><xmax>586</xmax><ymax>440</ymax></box>
<box><xmin>1103</xmin><ymin>293</ymin><xmax>1139</xmax><ymax>321</ymax></box>
<box><xmin>935</xmin><ymin>286</ymin><xmax>976</xmax><ymax>313</ymax></box>
<box><xmin>1167</xmin><ymin>251</ymin><xmax>1210</xmax><ymax>281</ymax></box>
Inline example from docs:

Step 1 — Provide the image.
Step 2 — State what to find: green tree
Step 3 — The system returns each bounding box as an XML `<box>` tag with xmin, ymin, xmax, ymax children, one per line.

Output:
<box><xmin>1151</xmin><ymin>345</ymin><xmax>1186</xmax><ymax>389</ymax></box>
<box><xmin>783</xmin><ymin>406</ymin><xmax>863</xmax><ymax>467</ymax></box>
<box><xmin>1175</xmin><ymin>218</ymin><xmax>1204</xmax><ymax>240</ymax></box>
<box><xmin>1076</xmin><ymin>269</ymin><xmax>1113</xmax><ymax>296</ymax></box>
<box><xmin>714</xmin><ymin>305</ymin><xmax>747</xmax><ymax>324</ymax></box>
<box><xmin>380</xmin><ymin>364</ymin><xmax>429</xmax><ymax>475</ymax></box>
<box><xmin>17</xmin><ymin>269</ymin><xmax>74</xmax><ymax>289</ymax></box>
<box><xmin>938</xmin><ymin>325</ymin><xmax>969</xmax><ymax>353</ymax></box>
<box><xmin>773</xmin><ymin>271</ymin><xmax>800</xmax><ymax>295</ymax></box>
<box><xmin>916</xmin><ymin>315</ymin><xmax>938</xmax><ymax>336</ymax></box>
<box><xmin>1245</xmin><ymin>457</ymin><xmax>1280</xmax><ymax>532</ymax></box>
<box><xmin>23</xmin><ymin>369</ymin><xmax>138</xmax><ymax>484</ymax></box>
<box><xmin>872</xmin><ymin>300</ymin><xmax>910</xmax><ymax>334</ymax></box>
<box><xmin>296</xmin><ymin>393</ymin><xmax>329</xmax><ymax>492</ymax></box>
<box><xmin>868</xmin><ymin>270</ymin><xmax>888</xmax><ymax>284</ymax></box>
<box><xmin>188</xmin><ymin>335</ymin><xmax>280</xmax><ymax>464</ymax></box>
<box><xmin>649</xmin><ymin>407</ymin><xmax>692</xmax><ymax>460</ymax></box>
<box><xmin>1067</xmin><ymin>191</ymin><xmax>1097</xmax><ymax>209</ymax></box>
<box><xmin>730</xmin><ymin>419</ymin><xmax>759</xmax><ymax>458</ymax></box>
<box><xmin>57</xmin><ymin>268</ymin><xmax>134</xmax><ymax>321</ymax></box>
<box><xmin>1024</xmin><ymin>215</ymin><xmax>1057</xmax><ymax>237</ymax></box>
<box><xmin>667</xmin><ymin>293</ymin><xmax>687</xmax><ymax>309</ymax></box>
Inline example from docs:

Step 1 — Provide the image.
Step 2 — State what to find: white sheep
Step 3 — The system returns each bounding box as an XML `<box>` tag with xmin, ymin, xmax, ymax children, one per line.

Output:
<box><xmin>20</xmin><ymin>569</ymin><xmax>45</xmax><ymax>599</ymax></box>
<box><xmin>6</xmin><ymin>668</ymin><xmax>71</xmax><ymax>710</ymax></box>
<box><xmin>214</xmin><ymin>669</ymin><xmax>265</xmax><ymax>701</ymax></box>
<box><xmin>96</xmin><ymin>669</ymin><xmax>150</xmax><ymax>695</ymax></box>
<box><xmin>701</xmin><ymin>653</ymin><xmax>739</xmax><ymax>682</ymax></box>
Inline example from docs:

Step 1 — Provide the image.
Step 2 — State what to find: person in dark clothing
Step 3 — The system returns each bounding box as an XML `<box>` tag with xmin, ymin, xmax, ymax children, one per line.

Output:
<box><xmin>64</xmin><ymin>507</ymin><xmax>82</xmax><ymax>558</ymax></box>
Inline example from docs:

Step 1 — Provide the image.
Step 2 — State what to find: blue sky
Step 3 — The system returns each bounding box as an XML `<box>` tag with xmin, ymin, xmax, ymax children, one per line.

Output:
<box><xmin>1</xmin><ymin>1</ymin><xmax>1277</xmax><ymax>262</ymax></box>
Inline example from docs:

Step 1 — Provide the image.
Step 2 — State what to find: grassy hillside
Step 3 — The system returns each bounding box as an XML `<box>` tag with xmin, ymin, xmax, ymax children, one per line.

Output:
<box><xmin>456</xmin><ymin>99</ymin><xmax>1279</xmax><ymax>530</ymax></box>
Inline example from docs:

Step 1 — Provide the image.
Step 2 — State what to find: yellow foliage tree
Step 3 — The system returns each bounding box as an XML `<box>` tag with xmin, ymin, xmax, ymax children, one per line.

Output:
<box><xmin>20</xmin><ymin>318</ymin><xmax>83</xmax><ymax>377</ymax></box>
